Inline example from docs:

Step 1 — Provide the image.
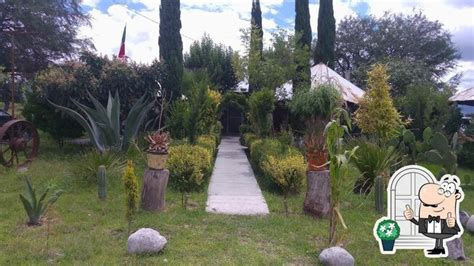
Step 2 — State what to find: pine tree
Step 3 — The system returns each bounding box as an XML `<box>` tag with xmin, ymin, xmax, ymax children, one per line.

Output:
<box><xmin>314</xmin><ymin>0</ymin><xmax>336</xmax><ymax>68</ymax></box>
<box><xmin>354</xmin><ymin>64</ymin><xmax>404</xmax><ymax>139</ymax></box>
<box><xmin>248</xmin><ymin>0</ymin><xmax>263</xmax><ymax>93</ymax></box>
<box><xmin>159</xmin><ymin>0</ymin><xmax>184</xmax><ymax>100</ymax></box>
<box><xmin>294</xmin><ymin>0</ymin><xmax>312</xmax><ymax>90</ymax></box>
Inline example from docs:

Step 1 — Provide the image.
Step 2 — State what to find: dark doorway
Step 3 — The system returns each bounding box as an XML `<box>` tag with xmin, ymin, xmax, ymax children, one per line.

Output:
<box><xmin>221</xmin><ymin>103</ymin><xmax>244</xmax><ymax>135</ymax></box>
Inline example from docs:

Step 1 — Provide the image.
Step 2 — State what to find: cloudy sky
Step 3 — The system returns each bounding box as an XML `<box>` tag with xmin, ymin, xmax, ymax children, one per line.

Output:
<box><xmin>79</xmin><ymin>0</ymin><xmax>474</xmax><ymax>91</ymax></box>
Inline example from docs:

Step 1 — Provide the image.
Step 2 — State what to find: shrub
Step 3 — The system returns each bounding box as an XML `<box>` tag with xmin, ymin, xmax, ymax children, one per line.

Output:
<box><xmin>19</xmin><ymin>177</ymin><xmax>64</xmax><ymax>226</ymax></box>
<box><xmin>239</xmin><ymin>124</ymin><xmax>253</xmax><ymax>135</ymax></box>
<box><xmin>248</xmin><ymin>89</ymin><xmax>275</xmax><ymax>138</ymax></box>
<box><xmin>71</xmin><ymin>150</ymin><xmax>126</xmax><ymax>183</ymax></box>
<box><xmin>249</xmin><ymin>138</ymin><xmax>302</xmax><ymax>189</ymax></box>
<box><xmin>242</xmin><ymin>133</ymin><xmax>258</xmax><ymax>147</ymax></box>
<box><xmin>262</xmin><ymin>154</ymin><xmax>305</xmax><ymax>215</ymax></box>
<box><xmin>166</xmin><ymin>144</ymin><xmax>211</xmax><ymax>207</ymax></box>
<box><xmin>23</xmin><ymin>91</ymin><xmax>83</xmax><ymax>146</ymax></box>
<box><xmin>123</xmin><ymin>160</ymin><xmax>139</xmax><ymax>233</ymax></box>
<box><xmin>197</xmin><ymin>135</ymin><xmax>218</xmax><ymax>156</ymax></box>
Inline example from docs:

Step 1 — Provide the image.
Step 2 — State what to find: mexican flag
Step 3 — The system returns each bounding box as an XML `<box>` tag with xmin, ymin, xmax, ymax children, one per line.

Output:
<box><xmin>118</xmin><ymin>25</ymin><xmax>126</xmax><ymax>59</ymax></box>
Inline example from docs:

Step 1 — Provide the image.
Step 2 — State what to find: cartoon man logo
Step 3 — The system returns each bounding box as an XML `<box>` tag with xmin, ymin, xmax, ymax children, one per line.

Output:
<box><xmin>403</xmin><ymin>174</ymin><xmax>464</xmax><ymax>257</ymax></box>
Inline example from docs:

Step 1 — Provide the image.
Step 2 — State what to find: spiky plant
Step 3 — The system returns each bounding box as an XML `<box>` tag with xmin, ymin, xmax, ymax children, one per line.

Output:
<box><xmin>49</xmin><ymin>91</ymin><xmax>153</xmax><ymax>153</ymax></box>
<box><xmin>19</xmin><ymin>178</ymin><xmax>63</xmax><ymax>226</ymax></box>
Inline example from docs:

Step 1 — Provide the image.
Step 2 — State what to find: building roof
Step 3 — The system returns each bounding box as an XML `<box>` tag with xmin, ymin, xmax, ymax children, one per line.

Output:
<box><xmin>449</xmin><ymin>87</ymin><xmax>474</xmax><ymax>102</ymax></box>
<box><xmin>234</xmin><ymin>64</ymin><xmax>365</xmax><ymax>104</ymax></box>
<box><xmin>276</xmin><ymin>63</ymin><xmax>365</xmax><ymax>104</ymax></box>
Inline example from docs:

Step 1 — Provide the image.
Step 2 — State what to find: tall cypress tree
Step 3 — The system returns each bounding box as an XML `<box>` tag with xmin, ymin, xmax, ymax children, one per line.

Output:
<box><xmin>314</xmin><ymin>0</ymin><xmax>336</xmax><ymax>68</ymax></box>
<box><xmin>248</xmin><ymin>0</ymin><xmax>263</xmax><ymax>93</ymax></box>
<box><xmin>294</xmin><ymin>0</ymin><xmax>312</xmax><ymax>90</ymax></box>
<box><xmin>159</xmin><ymin>0</ymin><xmax>183</xmax><ymax>100</ymax></box>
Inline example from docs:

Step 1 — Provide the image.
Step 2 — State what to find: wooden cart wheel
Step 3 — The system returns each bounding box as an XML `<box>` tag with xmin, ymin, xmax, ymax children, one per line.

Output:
<box><xmin>0</xmin><ymin>120</ymin><xmax>39</xmax><ymax>168</ymax></box>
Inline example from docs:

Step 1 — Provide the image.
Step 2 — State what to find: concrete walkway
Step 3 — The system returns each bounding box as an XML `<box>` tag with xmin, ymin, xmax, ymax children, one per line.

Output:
<box><xmin>206</xmin><ymin>136</ymin><xmax>269</xmax><ymax>215</ymax></box>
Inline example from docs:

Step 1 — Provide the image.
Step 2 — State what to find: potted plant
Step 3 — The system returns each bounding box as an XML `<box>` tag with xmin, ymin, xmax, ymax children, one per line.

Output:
<box><xmin>289</xmin><ymin>84</ymin><xmax>342</xmax><ymax>171</ymax></box>
<box><xmin>145</xmin><ymin>132</ymin><xmax>170</xmax><ymax>170</ymax></box>
<box><xmin>374</xmin><ymin>218</ymin><xmax>400</xmax><ymax>253</ymax></box>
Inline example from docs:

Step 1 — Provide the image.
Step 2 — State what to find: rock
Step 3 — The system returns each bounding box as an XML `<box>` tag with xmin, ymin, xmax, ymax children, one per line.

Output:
<box><xmin>459</xmin><ymin>211</ymin><xmax>470</xmax><ymax>227</ymax></box>
<box><xmin>447</xmin><ymin>238</ymin><xmax>465</xmax><ymax>260</ymax></box>
<box><xmin>127</xmin><ymin>228</ymin><xmax>167</xmax><ymax>254</ymax></box>
<box><xmin>319</xmin><ymin>247</ymin><xmax>354</xmax><ymax>266</ymax></box>
<box><xmin>466</xmin><ymin>216</ymin><xmax>474</xmax><ymax>233</ymax></box>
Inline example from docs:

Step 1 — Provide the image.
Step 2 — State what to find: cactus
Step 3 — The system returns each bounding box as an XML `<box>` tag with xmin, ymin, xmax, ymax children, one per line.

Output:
<box><xmin>443</xmin><ymin>151</ymin><xmax>457</xmax><ymax>174</ymax></box>
<box><xmin>374</xmin><ymin>176</ymin><xmax>384</xmax><ymax>214</ymax></box>
<box><xmin>425</xmin><ymin>150</ymin><xmax>443</xmax><ymax>164</ymax></box>
<box><xmin>97</xmin><ymin>165</ymin><xmax>107</xmax><ymax>200</ymax></box>
<box><xmin>430</xmin><ymin>132</ymin><xmax>449</xmax><ymax>154</ymax></box>
<box><xmin>403</xmin><ymin>129</ymin><xmax>415</xmax><ymax>144</ymax></box>
<box><xmin>451</xmin><ymin>133</ymin><xmax>462</xmax><ymax>152</ymax></box>
<box><xmin>422</xmin><ymin>127</ymin><xmax>433</xmax><ymax>143</ymax></box>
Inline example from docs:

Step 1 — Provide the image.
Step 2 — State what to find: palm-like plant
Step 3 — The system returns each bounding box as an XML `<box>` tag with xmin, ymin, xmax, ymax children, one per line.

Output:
<box><xmin>50</xmin><ymin>91</ymin><xmax>152</xmax><ymax>153</ymax></box>
<box><xmin>350</xmin><ymin>138</ymin><xmax>401</xmax><ymax>194</ymax></box>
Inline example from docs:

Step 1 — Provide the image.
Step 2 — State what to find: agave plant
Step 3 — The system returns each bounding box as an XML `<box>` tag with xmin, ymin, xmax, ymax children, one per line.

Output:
<box><xmin>49</xmin><ymin>91</ymin><xmax>152</xmax><ymax>153</ymax></box>
<box><xmin>19</xmin><ymin>178</ymin><xmax>64</xmax><ymax>226</ymax></box>
<box><xmin>145</xmin><ymin>131</ymin><xmax>170</xmax><ymax>154</ymax></box>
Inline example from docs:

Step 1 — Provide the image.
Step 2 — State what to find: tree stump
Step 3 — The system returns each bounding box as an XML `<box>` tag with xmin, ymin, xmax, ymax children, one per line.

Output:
<box><xmin>303</xmin><ymin>170</ymin><xmax>331</xmax><ymax>218</ymax></box>
<box><xmin>141</xmin><ymin>168</ymin><xmax>169</xmax><ymax>212</ymax></box>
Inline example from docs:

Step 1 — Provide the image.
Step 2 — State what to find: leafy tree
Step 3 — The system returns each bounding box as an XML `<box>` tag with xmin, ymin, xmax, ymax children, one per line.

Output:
<box><xmin>0</xmin><ymin>0</ymin><xmax>90</xmax><ymax>74</ymax></box>
<box><xmin>400</xmin><ymin>83</ymin><xmax>462</xmax><ymax>137</ymax></box>
<box><xmin>335</xmin><ymin>12</ymin><xmax>459</xmax><ymax>95</ymax></box>
<box><xmin>159</xmin><ymin>0</ymin><xmax>183</xmax><ymax>100</ymax></box>
<box><xmin>239</xmin><ymin>28</ymin><xmax>297</xmax><ymax>92</ymax></box>
<box><xmin>249</xmin><ymin>0</ymin><xmax>263</xmax><ymax>93</ymax></box>
<box><xmin>184</xmin><ymin>34</ymin><xmax>237</xmax><ymax>90</ymax></box>
<box><xmin>294</xmin><ymin>0</ymin><xmax>312</xmax><ymax>89</ymax></box>
<box><xmin>354</xmin><ymin>64</ymin><xmax>404</xmax><ymax>139</ymax></box>
<box><xmin>314</xmin><ymin>0</ymin><xmax>336</xmax><ymax>68</ymax></box>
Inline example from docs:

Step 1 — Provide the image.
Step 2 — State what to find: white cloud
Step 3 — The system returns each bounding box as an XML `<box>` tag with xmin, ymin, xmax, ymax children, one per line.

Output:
<box><xmin>80</xmin><ymin>0</ymin><xmax>474</xmax><ymax>90</ymax></box>
<box><xmin>82</xmin><ymin>0</ymin><xmax>101</xmax><ymax>8</ymax></box>
<box><xmin>80</xmin><ymin>0</ymin><xmax>284</xmax><ymax>64</ymax></box>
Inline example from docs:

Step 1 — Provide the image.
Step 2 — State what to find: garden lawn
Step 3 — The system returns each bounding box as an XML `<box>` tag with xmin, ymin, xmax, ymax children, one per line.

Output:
<box><xmin>0</xmin><ymin>133</ymin><xmax>473</xmax><ymax>265</ymax></box>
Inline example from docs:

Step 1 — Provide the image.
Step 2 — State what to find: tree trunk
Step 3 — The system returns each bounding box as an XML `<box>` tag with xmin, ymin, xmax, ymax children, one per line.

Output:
<box><xmin>303</xmin><ymin>170</ymin><xmax>331</xmax><ymax>218</ymax></box>
<box><xmin>140</xmin><ymin>168</ymin><xmax>169</xmax><ymax>212</ymax></box>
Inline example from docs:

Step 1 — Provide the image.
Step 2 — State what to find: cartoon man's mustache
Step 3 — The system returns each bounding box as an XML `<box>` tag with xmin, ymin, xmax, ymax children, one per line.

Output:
<box><xmin>423</xmin><ymin>203</ymin><xmax>438</xmax><ymax>208</ymax></box>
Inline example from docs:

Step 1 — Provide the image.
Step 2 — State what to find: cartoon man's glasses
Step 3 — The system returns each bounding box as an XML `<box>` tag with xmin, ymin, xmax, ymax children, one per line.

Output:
<box><xmin>438</xmin><ymin>182</ymin><xmax>456</xmax><ymax>197</ymax></box>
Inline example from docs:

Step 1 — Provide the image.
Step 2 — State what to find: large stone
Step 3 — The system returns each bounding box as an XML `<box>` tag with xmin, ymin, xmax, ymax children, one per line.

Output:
<box><xmin>127</xmin><ymin>228</ymin><xmax>167</xmax><ymax>254</ymax></box>
<box><xmin>466</xmin><ymin>216</ymin><xmax>474</xmax><ymax>233</ymax></box>
<box><xmin>447</xmin><ymin>238</ymin><xmax>466</xmax><ymax>260</ymax></box>
<box><xmin>319</xmin><ymin>247</ymin><xmax>354</xmax><ymax>266</ymax></box>
<box><xmin>459</xmin><ymin>211</ymin><xmax>470</xmax><ymax>227</ymax></box>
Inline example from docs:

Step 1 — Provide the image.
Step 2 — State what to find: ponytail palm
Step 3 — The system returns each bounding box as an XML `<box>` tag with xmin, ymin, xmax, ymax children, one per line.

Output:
<box><xmin>49</xmin><ymin>91</ymin><xmax>152</xmax><ymax>153</ymax></box>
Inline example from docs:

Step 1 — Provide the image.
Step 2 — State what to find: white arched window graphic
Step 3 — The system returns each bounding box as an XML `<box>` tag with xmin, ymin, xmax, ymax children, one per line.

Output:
<box><xmin>387</xmin><ymin>165</ymin><xmax>437</xmax><ymax>249</ymax></box>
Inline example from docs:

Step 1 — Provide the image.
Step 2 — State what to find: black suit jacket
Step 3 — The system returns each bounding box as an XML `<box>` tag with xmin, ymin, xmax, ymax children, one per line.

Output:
<box><xmin>410</xmin><ymin>217</ymin><xmax>461</xmax><ymax>235</ymax></box>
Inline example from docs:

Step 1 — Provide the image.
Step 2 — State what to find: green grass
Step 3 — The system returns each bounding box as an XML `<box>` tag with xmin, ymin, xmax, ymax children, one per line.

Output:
<box><xmin>0</xmin><ymin>133</ymin><xmax>473</xmax><ymax>265</ymax></box>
